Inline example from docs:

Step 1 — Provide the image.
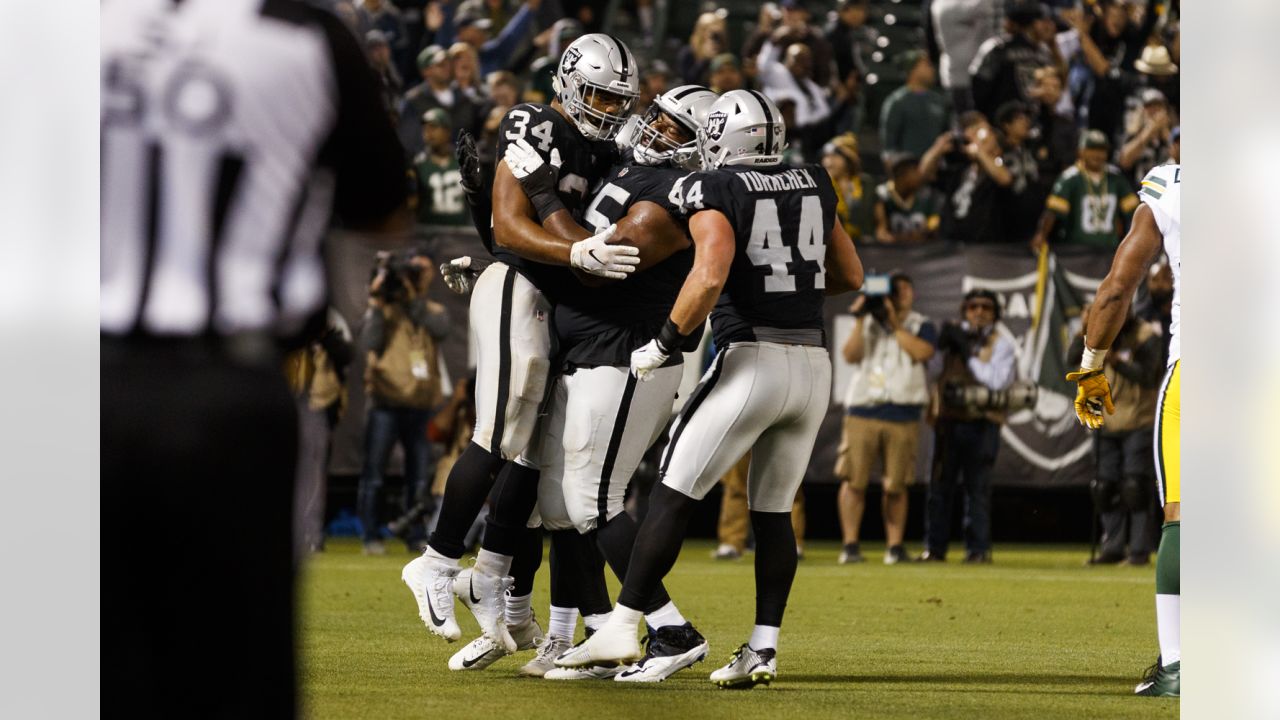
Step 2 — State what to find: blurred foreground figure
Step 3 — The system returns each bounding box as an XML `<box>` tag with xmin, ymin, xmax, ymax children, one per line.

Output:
<box><xmin>101</xmin><ymin>1</ymin><xmax>405</xmax><ymax>715</ymax></box>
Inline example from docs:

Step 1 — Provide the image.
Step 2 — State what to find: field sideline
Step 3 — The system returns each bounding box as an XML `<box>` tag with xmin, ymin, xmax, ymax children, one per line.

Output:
<box><xmin>301</xmin><ymin>539</ymin><xmax>1178</xmax><ymax>719</ymax></box>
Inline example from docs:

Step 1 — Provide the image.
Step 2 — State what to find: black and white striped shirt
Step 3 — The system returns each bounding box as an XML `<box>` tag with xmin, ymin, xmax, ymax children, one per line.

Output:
<box><xmin>101</xmin><ymin>0</ymin><xmax>405</xmax><ymax>339</ymax></box>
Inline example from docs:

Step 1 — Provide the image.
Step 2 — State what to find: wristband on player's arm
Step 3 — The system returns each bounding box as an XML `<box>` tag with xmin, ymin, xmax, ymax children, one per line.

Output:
<box><xmin>655</xmin><ymin>318</ymin><xmax>690</xmax><ymax>355</ymax></box>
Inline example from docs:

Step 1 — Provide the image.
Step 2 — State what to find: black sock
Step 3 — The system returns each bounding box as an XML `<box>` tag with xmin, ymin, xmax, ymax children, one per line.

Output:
<box><xmin>594</xmin><ymin>513</ymin><xmax>672</xmax><ymax>613</ymax></box>
<box><xmin>751</xmin><ymin>510</ymin><xmax>797</xmax><ymax>627</ymax></box>
<box><xmin>427</xmin><ymin>443</ymin><xmax>505</xmax><ymax>558</ymax></box>
<box><xmin>617</xmin><ymin>483</ymin><xmax>696</xmax><ymax>611</ymax></box>
<box><xmin>549</xmin><ymin>529</ymin><xmax>611</xmax><ymax>616</ymax></box>
<box><xmin>509</xmin><ymin>526</ymin><xmax>543</xmax><ymax>596</ymax></box>
<box><xmin>480</xmin><ymin>462</ymin><xmax>540</xmax><ymax>556</ymax></box>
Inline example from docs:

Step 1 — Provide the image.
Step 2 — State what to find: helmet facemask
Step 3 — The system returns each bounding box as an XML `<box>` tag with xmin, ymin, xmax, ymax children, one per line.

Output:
<box><xmin>633</xmin><ymin>105</ymin><xmax>699</xmax><ymax>169</ymax></box>
<box><xmin>557</xmin><ymin>73</ymin><xmax>638</xmax><ymax>141</ymax></box>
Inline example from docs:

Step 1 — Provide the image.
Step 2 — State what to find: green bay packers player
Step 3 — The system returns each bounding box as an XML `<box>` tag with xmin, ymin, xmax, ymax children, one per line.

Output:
<box><xmin>1066</xmin><ymin>160</ymin><xmax>1180</xmax><ymax>697</ymax></box>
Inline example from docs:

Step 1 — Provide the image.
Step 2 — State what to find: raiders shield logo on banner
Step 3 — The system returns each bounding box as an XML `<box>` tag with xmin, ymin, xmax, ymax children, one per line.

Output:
<box><xmin>705</xmin><ymin>111</ymin><xmax>728</xmax><ymax>141</ymax></box>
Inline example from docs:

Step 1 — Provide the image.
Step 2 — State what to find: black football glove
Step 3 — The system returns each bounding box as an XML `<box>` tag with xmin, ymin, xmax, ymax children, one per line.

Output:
<box><xmin>455</xmin><ymin>129</ymin><xmax>483</xmax><ymax>196</ymax></box>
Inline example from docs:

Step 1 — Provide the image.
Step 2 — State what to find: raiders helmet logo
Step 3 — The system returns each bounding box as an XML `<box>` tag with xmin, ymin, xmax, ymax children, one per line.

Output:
<box><xmin>561</xmin><ymin>47</ymin><xmax>583</xmax><ymax>75</ymax></box>
<box><xmin>705</xmin><ymin>111</ymin><xmax>728</xmax><ymax>141</ymax></box>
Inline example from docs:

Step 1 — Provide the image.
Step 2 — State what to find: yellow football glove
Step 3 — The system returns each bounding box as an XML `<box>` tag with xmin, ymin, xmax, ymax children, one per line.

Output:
<box><xmin>1064</xmin><ymin>368</ymin><xmax>1115</xmax><ymax>430</ymax></box>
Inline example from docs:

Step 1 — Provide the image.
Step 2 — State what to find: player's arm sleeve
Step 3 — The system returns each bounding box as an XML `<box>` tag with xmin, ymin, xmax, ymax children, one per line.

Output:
<box><xmin>315</xmin><ymin>10</ymin><xmax>408</xmax><ymax>229</ymax></box>
<box><xmin>1136</xmin><ymin>167</ymin><xmax>1174</xmax><ymax>235</ymax></box>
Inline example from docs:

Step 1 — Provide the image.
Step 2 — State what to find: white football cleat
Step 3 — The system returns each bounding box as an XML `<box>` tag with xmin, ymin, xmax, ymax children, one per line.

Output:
<box><xmin>455</xmin><ymin>568</ymin><xmax>517</xmax><ymax>653</ymax></box>
<box><xmin>402</xmin><ymin>555</ymin><xmax>461</xmax><ymax>641</ymax></box>
<box><xmin>614</xmin><ymin>623</ymin><xmax>709</xmax><ymax>683</ymax></box>
<box><xmin>710</xmin><ymin>643</ymin><xmax>777</xmax><ymax>689</ymax></box>
<box><xmin>448</xmin><ymin>615</ymin><xmax>544</xmax><ymax>672</ymax></box>
<box><xmin>543</xmin><ymin>664</ymin><xmax>625</xmax><ymax>681</ymax></box>
<box><xmin>520</xmin><ymin>635</ymin><xmax>572</xmax><ymax>677</ymax></box>
<box><xmin>553</xmin><ymin>620</ymin><xmax>642</xmax><ymax>668</ymax></box>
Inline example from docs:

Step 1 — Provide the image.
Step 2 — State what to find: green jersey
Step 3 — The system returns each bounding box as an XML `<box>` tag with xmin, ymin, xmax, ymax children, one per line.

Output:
<box><xmin>875</xmin><ymin>181</ymin><xmax>943</xmax><ymax>241</ymax></box>
<box><xmin>1046</xmin><ymin>163</ymin><xmax>1139</xmax><ymax>248</ymax></box>
<box><xmin>413</xmin><ymin>151</ymin><xmax>468</xmax><ymax>227</ymax></box>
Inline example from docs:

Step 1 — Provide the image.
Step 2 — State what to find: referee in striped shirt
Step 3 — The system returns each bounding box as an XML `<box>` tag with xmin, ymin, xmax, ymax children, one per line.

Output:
<box><xmin>102</xmin><ymin>1</ymin><xmax>407</xmax><ymax>716</ymax></box>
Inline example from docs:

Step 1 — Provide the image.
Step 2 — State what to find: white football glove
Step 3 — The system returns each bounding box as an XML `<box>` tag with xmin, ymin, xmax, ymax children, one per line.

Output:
<box><xmin>630</xmin><ymin>339</ymin><xmax>670</xmax><ymax>382</ymax></box>
<box><xmin>440</xmin><ymin>256</ymin><xmax>481</xmax><ymax>294</ymax></box>
<box><xmin>569</xmin><ymin>224</ymin><xmax>640</xmax><ymax>280</ymax></box>
<box><xmin>503</xmin><ymin>137</ymin><xmax>549</xmax><ymax>179</ymax></box>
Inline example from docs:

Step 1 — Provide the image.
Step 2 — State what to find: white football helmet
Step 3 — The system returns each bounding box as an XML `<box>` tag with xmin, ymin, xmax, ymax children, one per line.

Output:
<box><xmin>553</xmin><ymin>34</ymin><xmax>641</xmax><ymax>141</ymax></box>
<box><xmin>696</xmin><ymin>89</ymin><xmax>787</xmax><ymax>170</ymax></box>
<box><xmin>632</xmin><ymin>85</ymin><xmax>719</xmax><ymax>170</ymax></box>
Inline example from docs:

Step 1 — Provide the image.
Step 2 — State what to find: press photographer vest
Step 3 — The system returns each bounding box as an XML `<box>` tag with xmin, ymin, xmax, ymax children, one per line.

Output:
<box><xmin>364</xmin><ymin>305</ymin><xmax>443</xmax><ymax>410</ymax></box>
<box><xmin>843</xmin><ymin>311</ymin><xmax>931</xmax><ymax>409</ymax></box>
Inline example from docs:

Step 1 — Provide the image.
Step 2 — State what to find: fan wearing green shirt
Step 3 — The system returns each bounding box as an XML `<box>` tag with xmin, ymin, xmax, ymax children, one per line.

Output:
<box><xmin>878</xmin><ymin>51</ymin><xmax>950</xmax><ymax>161</ymax></box>
<box><xmin>874</xmin><ymin>155</ymin><xmax>943</xmax><ymax>244</ymax></box>
<box><xmin>412</xmin><ymin>108</ymin><xmax>469</xmax><ymax>228</ymax></box>
<box><xmin>1031</xmin><ymin>130</ymin><xmax>1140</xmax><ymax>252</ymax></box>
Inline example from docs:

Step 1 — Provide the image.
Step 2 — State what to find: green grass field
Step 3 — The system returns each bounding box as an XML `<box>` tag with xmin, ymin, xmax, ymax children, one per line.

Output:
<box><xmin>301</xmin><ymin>539</ymin><xmax>1178</xmax><ymax>720</ymax></box>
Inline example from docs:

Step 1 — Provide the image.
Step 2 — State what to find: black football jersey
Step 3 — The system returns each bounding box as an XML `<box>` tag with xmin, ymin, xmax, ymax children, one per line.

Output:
<box><xmin>492</xmin><ymin>103</ymin><xmax>618</xmax><ymax>302</ymax></box>
<box><xmin>674</xmin><ymin>163</ymin><xmax>838</xmax><ymax>348</ymax></box>
<box><xmin>555</xmin><ymin>162</ymin><xmax>698</xmax><ymax>368</ymax></box>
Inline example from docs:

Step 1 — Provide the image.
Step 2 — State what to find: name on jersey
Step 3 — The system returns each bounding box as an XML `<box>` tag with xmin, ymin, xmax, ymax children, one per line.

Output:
<box><xmin>737</xmin><ymin>168</ymin><xmax>818</xmax><ymax>193</ymax></box>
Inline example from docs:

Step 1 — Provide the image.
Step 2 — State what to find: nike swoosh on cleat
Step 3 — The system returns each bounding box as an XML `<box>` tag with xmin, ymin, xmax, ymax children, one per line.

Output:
<box><xmin>469</xmin><ymin>576</ymin><xmax>481</xmax><ymax>604</ymax></box>
<box><xmin>427</xmin><ymin>594</ymin><xmax>446</xmax><ymax>627</ymax></box>
<box><xmin>462</xmin><ymin>653</ymin><xmax>489</xmax><ymax>668</ymax></box>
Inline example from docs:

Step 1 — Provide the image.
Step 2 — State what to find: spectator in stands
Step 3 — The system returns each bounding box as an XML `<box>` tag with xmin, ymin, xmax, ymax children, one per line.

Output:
<box><xmin>449</xmin><ymin>41</ymin><xmax>486</xmax><ymax>105</ymax></box>
<box><xmin>361</xmin><ymin>0</ymin><xmax>412</xmax><ymax>80</ymax></box>
<box><xmin>679</xmin><ymin>11</ymin><xmax>730</xmax><ymax>86</ymax></box>
<box><xmin>525</xmin><ymin>18</ymin><xmax>583</xmax><ymax>104</ymax></box>
<box><xmin>481</xmin><ymin>69</ymin><xmax>520</xmax><ymax>124</ymax></box>
<box><xmin>1118</xmin><ymin>88</ymin><xmax>1175</xmax><ymax>187</ymax></box>
<box><xmin>769</xmin><ymin>0</ymin><xmax>835</xmax><ymax>87</ymax></box>
<box><xmin>1030</xmin><ymin>130</ymin><xmax>1138</xmax><ymax>252</ymax></box>
<box><xmin>1067</xmin><ymin>0</ymin><xmax>1151</xmax><ymax>144</ymax></box>
<box><xmin>357</xmin><ymin>250</ymin><xmax>450</xmax><ymax>555</ymax></box>
<box><xmin>969</xmin><ymin>0</ymin><xmax>1054</xmax><ymax>120</ymax></box>
<box><xmin>828</xmin><ymin>61</ymin><xmax>866</xmax><ymax>137</ymax></box>
<box><xmin>366</xmin><ymin>30</ymin><xmax>404</xmax><ymax>116</ymax></box>
<box><xmin>709</xmin><ymin>54</ymin><xmax>745</xmax><ymax>94</ymax></box>
<box><xmin>742</xmin><ymin>3</ymin><xmax>784</xmax><ymax>85</ymax></box>
<box><xmin>879</xmin><ymin>50</ymin><xmax>949</xmax><ymax>162</ymax></box>
<box><xmin>1132</xmin><ymin>43</ymin><xmax>1179</xmax><ymax>112</ymax></box>
<box><xmin>639</xmin><ymin>61</ymin><xmax>671</xmax><ymax>116</ymax></box>
<box><xmin>757</xmin><ymin>42</ymin><xmax>832</xmax><ymax>161</ymax></box>
<box><xmin>400</xmin><ymin>44</ymin><xmax>481</xmax><ymax>155</ymax></box>
<box><xmin>822</xmin><ymin>133</ymin><xmax>877</xmax><ymax>243</ymax></box>
<box><xmin>412</xmin><ymin>110</ymin><xmax>469</xmax><ymax>228</ymax></box>
<box><xmin>927</xmin><ymin>0</ymin><xmax>1002</xmax><ymax>112</ymax></box>
<box><xmin>874</xmin><ymin>156</ymin><xmax>942</xmax><ymax>244</ymax></box>
<box><xmin>994</xmin><ymin>101</ymin><xmax>1044</xmax><ymax>244</ymax></box>
<box><xmin>827</xmin><ymin>0</ymin><xmax>875</xmax><ymax>84</ymax></box>
<box><xmin>836</xmin><ymin>274</ymin><xmax>937</xmax><ymax>565</ymax></box>
<box><xmin>1069</xmin><ymin>306</ymin><xmax>1162</xmax><ymax>566</ymax></box>
<box><xmin>921</xmin><ymin>289</ymin><xmax>1016</xmax><ymax>564</ymax></box>
<box><xmin>453</xmin><ymin>0</ymin><xmax>541</xmax><ymax>77</ymax></box>
<box><xmin>923</xmin><ymin>111</ymin><xmax>1011</xmax><ymax>244</ymax></box>
<box><xmin>1028</xmin><ymin>65</ymin><xmax>1077</xmax><ymax>180</ymax></box>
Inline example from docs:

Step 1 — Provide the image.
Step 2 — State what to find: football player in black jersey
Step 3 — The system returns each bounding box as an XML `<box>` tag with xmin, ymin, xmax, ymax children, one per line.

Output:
<box><xmin>500</xmin><ymin>85</ymin><xmax>720</xmax><ymax>682</ymax></box>
<box><xmin>403</xmin><ymin>34</ymin><xmax>641</xmax><ymax>659</ymax></box>
<box><xmin>556</xmin><ymin>90</ymin><xmax>865</xmax><ymax>688</ymax></box>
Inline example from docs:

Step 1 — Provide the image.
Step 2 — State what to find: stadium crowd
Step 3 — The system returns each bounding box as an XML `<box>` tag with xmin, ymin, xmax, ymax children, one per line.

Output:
<box><xmin>299</xmin><ymin>0</ymin><xmax>1180</xmax><ymax>557</ymax></box>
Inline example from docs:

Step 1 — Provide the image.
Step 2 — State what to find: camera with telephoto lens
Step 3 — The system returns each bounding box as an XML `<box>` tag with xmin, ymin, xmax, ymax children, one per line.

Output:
<box><xmin>371</xmin><ymin>250</ymin><xmax>424</xmax><ymax>305</ymax></box>
<box><xmin>942</xmin><ymin>380</ymin><xmax>1038</xmax><ymax>413</ymax></box>
<box><xmin>853</xmin><ymin>273</ymin><xmax>894</xmax><ymax>328</ymax></box>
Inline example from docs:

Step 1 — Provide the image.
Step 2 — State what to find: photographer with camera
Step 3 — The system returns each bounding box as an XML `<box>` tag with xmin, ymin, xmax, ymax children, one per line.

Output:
<box><xmin>1069</xmin><ymin>304</ymin><xmax>1164</xmax><ymax>566</ymax></box>
<box><xmin>357</xmin><ymin>248</ymin><xmax>451</xmax><ymax>555</ymax></box>
<box><xmin>835</xmin><ymin>273</ymin><xmax>937</xmax><ymax>565</ymax></box>
<box><xmin>920</xmin><ymin>288</ymin><xmax>1019</xmax><ymax>564</ymax></box>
